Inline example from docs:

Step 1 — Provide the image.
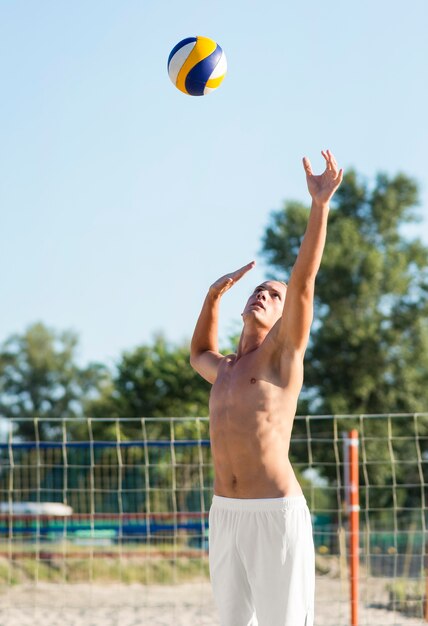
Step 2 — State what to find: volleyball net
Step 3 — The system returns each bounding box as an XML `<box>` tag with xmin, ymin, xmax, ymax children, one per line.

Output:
<box><xmin>0</xmin><ymin>414</ymin><xmax>427</xmax><ymax>624</ymax></box>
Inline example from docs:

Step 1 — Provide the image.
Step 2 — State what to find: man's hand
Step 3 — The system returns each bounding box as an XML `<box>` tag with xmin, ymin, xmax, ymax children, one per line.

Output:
<box><xmin>191</xmin><ymin>260</ymin><xmax>255</xmax><ymax>382</ymax></box>
<box><xmin>303</xmin><ymin>150</ymin><xmax>343</xmax><ymax>206</ymax></box>
<box><xmin>209</xmin><ymin>261</ymin><xmax>255</xmax><ymax>299</ymax></box>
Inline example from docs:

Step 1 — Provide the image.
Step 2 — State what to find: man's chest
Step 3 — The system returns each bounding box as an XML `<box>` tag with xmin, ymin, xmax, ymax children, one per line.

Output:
<box><xmin>209</xmin><ymin>356</ymin><xmax>285</xmax><ymax>415</ymax></box>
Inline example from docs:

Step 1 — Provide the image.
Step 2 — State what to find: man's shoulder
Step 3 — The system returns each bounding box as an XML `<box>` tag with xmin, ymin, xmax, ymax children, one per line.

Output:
<box><xmin>257</xmin><ymin>331</ymin><xmax>305</xmax><ymax>388</ymax></box>
<box><xmin>218</xmin><ymin>353</ymin><xmax>237</xmax><ymax>368</ymax></box>
<box><xmin>263</xmin><ymin>322</ymin><xmax>307</xmax><ymax>362</ymax></box>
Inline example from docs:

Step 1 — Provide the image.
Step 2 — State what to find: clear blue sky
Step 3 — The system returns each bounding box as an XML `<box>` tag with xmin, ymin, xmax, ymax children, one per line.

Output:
<box><xmin>1</xmin><ymin>0</ymin><xmax>427</xmax><ymax>367</ymax></box>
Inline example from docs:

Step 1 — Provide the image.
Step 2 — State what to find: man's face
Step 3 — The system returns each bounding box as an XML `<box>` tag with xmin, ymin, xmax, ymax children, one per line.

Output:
<box><xmin>242</xmin><ymin>280</ymin><xmax>287</xmax><ymax>329</ymax></box>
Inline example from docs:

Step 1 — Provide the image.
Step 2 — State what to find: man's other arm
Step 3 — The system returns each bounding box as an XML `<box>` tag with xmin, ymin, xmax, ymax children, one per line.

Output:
<box><xmin>278</xmin><ymin>150</ymin><xmax>343</xmax><ymax>355</ymax></box>
<box><xmin>190</xmin><ymin>262</ymin><xmax>255</xmax><ymax>383</ymax></box>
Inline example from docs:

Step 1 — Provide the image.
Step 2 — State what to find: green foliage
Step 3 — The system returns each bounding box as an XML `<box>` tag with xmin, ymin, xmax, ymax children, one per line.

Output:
<box><xmin>0</xmin><ymin>547</ymin><xmax>211</xmax><ymax>584</ymax></box>
<box><xmin>0</xmin><ymin>322</ymin><xmax>106</xmax><ymax>439</ymax></box>
<box><xmin>0</xmin><ymin>323</ymin><xmax>210</xmax><ymax>442</ymax></box>
<box><xmin>386</xmin><ymin>578</ymin><xmax>425</xmax><ymax>618</ymax></box>
<box><xmin>85</xmin><ymin>335</ymin><xmax>211</xmax><ymax>440</ymax></box>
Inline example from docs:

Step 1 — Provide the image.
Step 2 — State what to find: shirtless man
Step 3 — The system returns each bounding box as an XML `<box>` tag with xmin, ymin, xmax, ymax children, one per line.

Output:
<box><xmin>190</xmin><ymin>150</ymin><xmax>343</xmax><ymax>626</ymax></box>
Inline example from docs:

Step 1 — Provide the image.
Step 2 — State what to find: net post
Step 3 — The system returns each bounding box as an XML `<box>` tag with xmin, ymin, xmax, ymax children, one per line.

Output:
<box><xmin>343</xmin><ymin>428</ymin><xmax>360</xmax><ymax>626</ymax></box>
<box><xmin>414</xmin><ymin>413</ymin><xmax>428</xmax><ymax>622</ymax></box>
<box><xmin>141</xmin><ymin>417</ymin><xmax>152</xmax><ymax>583</ymax></box>
<box><xmin>425</xmin><ymin>560</ymin><xmax>428</xmax><ymax>622</ymax></box>
<box><xmin>34</xmin><ymin>417</ymin><xmax>41</xmax><ymax>587</ymax></box>
<box><xmin>7</xmin><ymin>419</ymin><xmax>14</xmax><ymax>589</ymax></box>
<box><xmin>169</xmin><ymin>417</ymin><xmax>178</xmax><ymax>585</ymax></box>
<box><xmin>115</xmin><ymin>418</ymin><xmax>124</xmax><ymax>583</ymax></box>
<box><xmin>87</xmin><ymin>417</ymin><xmax>95</xmax><ymax>584</ymax></box>
<box><xmin>61</xmin><ymin>418</ymin><xmax>69</xmax><ymax>583</ymax></box>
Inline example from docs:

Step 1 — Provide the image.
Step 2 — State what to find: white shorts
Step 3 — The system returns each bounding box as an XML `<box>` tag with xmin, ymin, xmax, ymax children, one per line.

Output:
<box><xmin>208</xmin><ymin>494</ymin><xmax>315</xmax><ymax>626</ymax></box>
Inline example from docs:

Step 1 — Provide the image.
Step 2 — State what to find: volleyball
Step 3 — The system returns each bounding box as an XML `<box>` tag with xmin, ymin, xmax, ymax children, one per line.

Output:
<box><xmin>167</xmin><ymin>36</ymin><xmax>227</xmax><ymax>96</ymax></box>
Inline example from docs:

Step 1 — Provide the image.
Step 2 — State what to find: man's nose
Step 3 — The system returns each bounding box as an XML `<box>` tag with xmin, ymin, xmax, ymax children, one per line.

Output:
<box><xmin>257</xmin><ymin>291</ymin><xmax>266</xmax><ymax>300</ymax></box>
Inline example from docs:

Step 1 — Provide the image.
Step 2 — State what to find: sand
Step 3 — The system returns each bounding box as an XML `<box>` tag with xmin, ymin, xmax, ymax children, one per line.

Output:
<box><xmin>0</xmin><ymin>578</ymin><xmax>425</xmax><ymax>625</ymax></box>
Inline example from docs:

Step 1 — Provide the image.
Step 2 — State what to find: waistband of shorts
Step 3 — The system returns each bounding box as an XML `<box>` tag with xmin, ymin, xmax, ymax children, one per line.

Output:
<box><xmin>211</xmin><ymin>494</ymin><xmax>307</xmax><ymax>511</ymax></box>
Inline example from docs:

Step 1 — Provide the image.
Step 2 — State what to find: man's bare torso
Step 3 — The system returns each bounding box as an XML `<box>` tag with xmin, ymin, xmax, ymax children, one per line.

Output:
<box><xmin>209</xmin><ymin>338</ymin><xmax>304</xmax><ymax>498</ymax></box>
<box><xmin>191</xmin><ymin>153</ymin><xmax>342</xmax><ymax>498</ymax></box>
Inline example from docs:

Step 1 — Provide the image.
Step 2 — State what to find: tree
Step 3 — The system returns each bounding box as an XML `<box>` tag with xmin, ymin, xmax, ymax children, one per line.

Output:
<box><xmin>0</xmin><ymin>322</ymin><xmax>106</xmax><ymax>440</ymax></box>
<box><xmin>83</xmin><ymin>336</ymin><xmax>213</xmax><ymax>507</ymax></box>
<box><xmin>85</xmin><ymin>334</ymin><xmax>211</xmax><ymax>439</ymax></box>
<box><xmin>262</xmin><ymin>170</ymin><xmax>428</xmax><ymax>513</ymax></box>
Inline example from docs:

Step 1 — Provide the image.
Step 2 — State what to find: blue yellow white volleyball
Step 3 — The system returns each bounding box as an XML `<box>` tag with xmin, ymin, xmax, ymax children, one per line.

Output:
<box><xmin>167</xmin><ymin>36</ymin><xmax>227</xmax><ymax>96</ymax></box>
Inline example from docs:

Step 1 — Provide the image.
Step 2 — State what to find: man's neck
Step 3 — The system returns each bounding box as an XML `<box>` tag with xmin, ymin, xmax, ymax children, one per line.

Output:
<box><xmin>236</xmin><ymin>326</ymin><xmax>269</xmax><ymax>360</ymax></box>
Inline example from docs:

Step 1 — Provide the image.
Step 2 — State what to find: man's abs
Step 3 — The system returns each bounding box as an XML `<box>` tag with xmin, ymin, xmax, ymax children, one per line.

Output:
<box><xmin>212</xmin><ymin>458</ymin><xmax>304</xmax><ymax>498</ymax></box>
<box><xmin>209</xmin><ymin>405</ymin><xmax>304</xmax><ymax>498</ymax></box>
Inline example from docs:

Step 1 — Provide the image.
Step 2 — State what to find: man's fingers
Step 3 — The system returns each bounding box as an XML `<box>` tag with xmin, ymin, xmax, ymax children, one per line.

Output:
<box><xmin>211</xmin><ymin>261</ymin><xmax>255</xmax><ymax>294</ymax></box>
<box><xmin>335</xmin><ymin>168</ymin><xmax>344</xmax><ymax>185</ymax></box>
<box><xmin>327</xmin><ymin>150</ymin><xmax>339</xmax><ymax>176</ymax></box>
<box><xmin>321</xmin><ymin>150</ymin><xmax>333</xmax><ymax>171</ymax></box>
<box><xmin>302</xmin><ymin>157</ymin><xmax>313</xmax><ymax>176</ymax></box>
<box><xmin>241</xmin><ymin>261</ymin><xmax>256</xmax><ymax>271</ymax></box>
<box><xmin>306</xmin><ymin>150</ymin><xmax>340</xmax><ymax>176</ymax></box>
<box><xmin>232</xmin><ymin>261</ymin><xmax>256</xmax><ymax>281</ymax></box>
<box><xmin>328</xmin><ymin>150</ymin><xmax>339</xmax><ymax>171</ymax></box>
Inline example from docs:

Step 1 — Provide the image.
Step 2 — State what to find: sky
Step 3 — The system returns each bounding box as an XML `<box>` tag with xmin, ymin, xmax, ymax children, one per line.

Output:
<box><xmin>0</xmin><ymin>0</ymin><xmax>427</xmax><ymax>368</ymax></box>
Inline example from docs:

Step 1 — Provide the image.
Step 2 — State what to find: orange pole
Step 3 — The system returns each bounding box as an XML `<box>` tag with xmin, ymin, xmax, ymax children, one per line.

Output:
<box><xmin>425</xmin><ymin>570</ymin><xmax>428</xmax><ymax>622</ymax></box>
<box><xmin>348</xmin><ymin>429</ymin><xmax>360</xmax><ymax>626</ymax></box>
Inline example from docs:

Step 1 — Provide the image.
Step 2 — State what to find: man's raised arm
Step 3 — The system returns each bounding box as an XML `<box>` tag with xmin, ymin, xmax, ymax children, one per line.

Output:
<box><xmin>190</xmin><ymin>262</ymin><xmax>255</xmax><ymax>383</ymax></box>
<box><xmin>279</xmin><ymin>150</ymin><xmax>343</xmax><ymax>354</ymax></box>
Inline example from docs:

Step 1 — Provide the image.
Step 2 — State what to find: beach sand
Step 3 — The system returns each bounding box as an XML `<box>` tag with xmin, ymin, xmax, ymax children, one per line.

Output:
<box><xmin>0</xmin><ymin>577</ymin><xmax>425</xmax><ymax>625</ymax></box>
